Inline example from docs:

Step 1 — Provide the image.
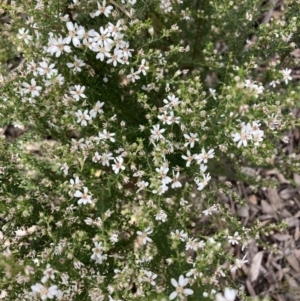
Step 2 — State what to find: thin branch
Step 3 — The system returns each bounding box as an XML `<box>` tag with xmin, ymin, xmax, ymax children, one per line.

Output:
<box><xmin>109</xmin><ymin>0</ymin><xmax>132</xmax><ymax>18</ymax></box>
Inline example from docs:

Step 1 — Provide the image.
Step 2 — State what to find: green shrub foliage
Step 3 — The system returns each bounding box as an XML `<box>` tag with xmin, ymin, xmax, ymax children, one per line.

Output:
<box><xmin>0</xmin><ymin>0</ymin><xmax>298</xmax><ymax>300</ymax></box>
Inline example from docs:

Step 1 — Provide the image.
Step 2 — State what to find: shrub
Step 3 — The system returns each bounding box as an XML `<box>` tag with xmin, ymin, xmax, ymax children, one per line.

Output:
<box><xmin>0</xmin><ymin>0</ymin><xmax>298</xmax><ymax>300</ymax></box>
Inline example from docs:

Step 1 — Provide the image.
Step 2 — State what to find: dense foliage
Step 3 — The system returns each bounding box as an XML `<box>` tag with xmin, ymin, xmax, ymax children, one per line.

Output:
<box><xmin>0</xmin><ymin>0</ymin><xmax>299</xmax><ymax>300</ymax></box>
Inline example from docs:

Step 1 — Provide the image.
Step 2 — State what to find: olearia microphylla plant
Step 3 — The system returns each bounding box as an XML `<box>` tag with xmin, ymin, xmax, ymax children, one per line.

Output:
<box><xmin>0</xmin><ymin>0</ymin><xmax>300</xmax><ymax>300</ymax></box>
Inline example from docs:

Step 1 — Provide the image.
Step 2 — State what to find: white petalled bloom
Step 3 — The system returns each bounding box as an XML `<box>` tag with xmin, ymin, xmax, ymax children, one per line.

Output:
<box><xmin>93</xmin><ymin>45</ymin><xmax>112</xmax><ymax>61</ymax></box>
<box><xmin>65</xmin><ymin>21</ymin><xmax>85</xmax><ymax>47</ymax></box>
<box><xmin>152</xmin><ymin>184</ymin><xmax>168</xmax><ymax>195</ymax></box>
<box><xmin>155</xmin><ymin>166</ymin><xmax>172</xmax><ymax>185</ymax></box>
<box><xmin>202</xmin><ymin>204</ymin><xmax>217</xmax><ymax>216</ymax></box>
<box><xmin>113</xmin><ymin>32</ymin><xmax>126</xmax><ymax>49</ymax></box>
<box><xmin>136</xmin><ymin>180</ymin><xmax>149</xmax><ymax>193</ymax></box>
<box><xmin>93</xmin><ymin>1</ymin><xmax>114</xmax><ymax>18</ymax></box>
<box><xmin>202</xmin><ymin>173</ymin><xmax>211</xmax><ymax>185</ymax></box>
<box><xmin>27</xmin><ymin>60</ymin><xmax>38</xmax><ymax>75</ymax></box>
<box><xmin>228</xmin><ymin>232</ymin><xmax>241</xmax><ymax>245</ymax></box>
<box><xmin>92</xmin><ymin>152</ymin><xmax>101</xmax><ymax>163</ymax></box>
<box><xmin>171</xmin><ymin>171</ymin><xmax>182</xmax><ymax>188</ymax></box>
<box><xmin>137</xmin><ymin>227</ymin><xmax>153</xmax><ymax>245</ymax></box>
<box><xmin>22</xmin><ymin>78</ymin><xmax>42</xmax><ymax>98</ymax></box>
<box><xmin>199</xmin><ymin>164</ymin><xmax>208</xmax><ymax>174</ymax></box>
<box><xmin>170</xmin><ymin>230</ymin><xmax>187</xmax><ymax>241</ymax></box>
<box><xmin>110</xmin><ymin>233</ymin><xmax>119</xmax><ymax>244</ymax></box>
<box><xmin>89</xmin><ymin>101</ymin><xmax>104</xmax><ymax>118</ymax></box>
<box><xmin>138</xmin><ymin>59</ymin><xmax>149</xmax><ymax>76</ymax></box>
<box><xmin>186</xmin><ymin>267</ymin><xmax>200</xmax><ymax>279</ymax></box>
<box><xmin>75</xmin><ymin>109</ymin><xmax>91</xmax><ymax>126</ymax></box>
<box><xmin>0</xmin><ymin>290</ymin><xmax>7</xmax><ymax>299</ymax></box>
<box><xmin>15</xmin><ymin>228</ymin><xmax>28</xmax><ymax>237</ymax></box>
<box><xmin>251</xmin><ymin>121</ymin><xmax>264</xmax><ymax>146</ymax></box>
<box><xmin>91</xmin><ymin>242</ymin><xmax>107</xmax><ymax>264</ymax></box>
<box><xmin>186</xmin><ymin>238</ymin><xmax>199</xmax><ymax>251</ymax></box>
<box><xmin>127</xmin><ymin>68</ymin><xmax>140</xmax><ymax>83</ymax></box>
<box><xmin>209</xmin><ymin>88</ymin><xmax>217</xmax><ymax>99</ymax></box>
<box><xmin>112</xmin><ymin>156</ymin><xmax>125</xmax><ymax>174</ymax></box>
<box><xmin>108</xmin><ymin>295</ymin><xmax>122</xmax><ymax>301</ymax></box>
<box><xmin>231</xmin><ymin>255</ymin><xmax>248</xmax><ymax>272</ymax></box>
<box><xmin>106</xmin><ymin>48</ymin><xmax>124</xmax><ymax>66</ymax></box>
<box><xmin>98</xmin><ymin>129</ymin><xmax>116</xmax><ymax>142</ymax></box>
<box><xmin>155</xmin><ymin>210</ymin><xmax>167</xmax><ymax>222</ymax></box>
<box><xmin>182</xmin><ymin>150</ymin><xmax>194</xmax><ymax>167</ymax></box>
<box><xmin>194</xmin><ymin>148</ymin><xmax>214</xmax><ymax>164</ymax></box>
<box><xmin>41</xmin><ymin>264</ymin><xmax>57</xmax><ymax>283</ymax></box>
<box><xmin>163</xmin><ymin>94</ymin><xmax>181</xmax><ymax>108</ymax></box>
<box><xmin>151</xmin><ymin>124</ymin><xmax>166</xmax><ymax>141</ymax></box>
<box><xmin>281</xmin><ymin>68</ymin><xmax>292</xmax><ymax>84</ymax></box>
<box><xmin>85</xmin><ymin>217</ymin><xmax>94</xmax><ymax>225</ymax></box>
<box><xmin>215</xmin><ymin>288</ymin><xmax>237</xmax><ymax>301</ymax></box>
<box><xmin>232</xmin><ymin>123</ymin><xmax>252</xmax><ymax>148</ymax></box>
<box><xmin>60</xmin><ymin>163</ymin><xmax>69</xmax><ymax>175</ymax></box>
<box><xmin>48</xmin><ymin>36</ymin><xmax>72</xmax><ymax>57</ymax></box>
<box><xmin>169</xmin><ymin>275</ymin><xmax>193</xmax><ymax>300</ymax></box>
<box><xmin>160</xmin><ymin>0</ymin><xmax>173</xmax><ymax>13</ymax></box>
<box><xmin>157</xmin><ymin>111</ymin><xmax>170</xmax><ymax>125</ymax></box>
<box><xmin>67</xmin><ymin>55</ymin><xmax>86</xmax><ymax>73</ymax></box>
<box><xmin>244</xmin><ymin>79</ymin><xmax>264</xmax><ymax>97</ymax></box>
<box><xmin>70</xmin><ymin>85</ymin><xmax>87</xmax><ymax>101</ymax></box>
<box><xmin>143</xmin><ymin>270</ymin><xmax>157</xmax><ymax>286</ymax></box>
<box><xmin>107</xmin><ymin>20</ymin><xmax>123</xmax><ymax>37</ymax></box>
<box><xmin>74</xmin><ymin>187</ymin><xmax>93</xmax><ymax>205</ymax></box>
<box><xmin>37</xmin><ymin>61</ymin><xmax>57</xmax><ymax>78</ymax></box>
<box><xmin>167</xmin><ymin>111</ymin><xmax>181</xmax><ymax>125</ymax></box>
<box><xmin>93</xmin><ymin>26</ymin><xmax>113</xmax><ymax>47</ymax></box>
<box><xmin>121</xmin><ymin>42</ymin><xmax>133</xmax><ymax>58</ymax></box>
<box><xmin>183</xmin><ymin>133</ymin><xmax>199</xmax><ymax>148</ymax></box>
<box><xmin>99</xmin><ymin>152</ymin><xmax>114</xmax><ymax>166</ymax></box>
<box><xmin>43</xmin><ymin>73</ymin><xmax>64</xmax><ymax>87</ymax></box>
<box><xmin>17</xmin><ymin>28</ymin><xmax>33</xmax><ymax>44</ymax></box>
<box><xmin>198</xmin><ymin>240</ymin><xmax>205</xmax><ymax>248</ymax></box>
<box><xmin>31</xmin><ymin>283</ymin><xmax>58</xmax><ymax>300</ymax></box>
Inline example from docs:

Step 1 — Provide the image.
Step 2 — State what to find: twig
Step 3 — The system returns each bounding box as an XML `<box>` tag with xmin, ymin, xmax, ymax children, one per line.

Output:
<box><xmin>109</xmin><ymin>0</ymin><xmax>132</xmax><ymax>18</ymax></box>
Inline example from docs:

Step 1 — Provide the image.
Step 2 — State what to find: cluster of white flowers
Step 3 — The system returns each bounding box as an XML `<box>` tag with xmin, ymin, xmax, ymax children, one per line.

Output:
<box><xmin>169</xmin><ymin>275</ymin><xmax>194</xmax><ymax>300</ymax></box>
<box><xmin>91</xmin><ymin>241</ymin><xmax>107</xmax><ymax>264</ymax></box>
<box><xmin>244</xmin><ymin>79</ymin><xmax>264</xmax><ymax>97</ymax></box>
<box><xmin>232</xmin><ymin>121</ymin><xmax>264</xmax><ymax>148</ymax></box>
<box><xmin>5</xmin><ymin>0</ymin><xmax>291</xmax><ymax>300</ymax></box>
<box><xmin>30</xmin><ymin>265</ymin><xmax>61</xmax><ymax>300</ymax></box>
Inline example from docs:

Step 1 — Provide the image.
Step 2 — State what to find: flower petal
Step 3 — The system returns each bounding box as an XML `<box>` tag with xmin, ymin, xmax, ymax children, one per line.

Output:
<box><xmin>184</xmin><ymin>288</ymin><xmax>194</xmax><ymax>296</ymax></box>
<box><xmin>169</xmin><ymin>291</ymin><xmax>178</xmax><ymax>300</ymax></box>
<box><xmin>171</xmin><ymin>278</ymin><xmax>178</xmax><ymax>288</ymax></box>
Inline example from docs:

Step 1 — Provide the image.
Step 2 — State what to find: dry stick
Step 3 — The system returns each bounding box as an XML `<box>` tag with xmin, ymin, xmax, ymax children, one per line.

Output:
<box><xmin>109</xmin><ymin>0</ymin><xmax>131</xmax><ymax>18</ymax></box>
<box><xmin>243</xmin><ymin>0</ymin><xmax>280</xmax><ymax>52</ymax></box>
<box><xmin>261</xmin><ymin>0</ymin><xmax>281</xmax><ymax>24</ymax></box>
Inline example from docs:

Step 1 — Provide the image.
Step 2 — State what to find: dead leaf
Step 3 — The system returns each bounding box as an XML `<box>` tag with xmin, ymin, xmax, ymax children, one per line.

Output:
<box><xmin>264</xmin><ymin>271</ymin><xmax>277</xmax><ymax>284</ymax></box>
<box><xmin>293</xmin><ymin>173</ymin><xmax>300</xmax><ymax>186</ymax></box>
<box><xmin>250</xmin><ymin>251</ymin><xmax>264</xmax><ymax>282</ymax></box>
<box><xmin>293</xmin><ymin>249</ymin><xmax>300</xmax><ymax>260</ymax></box>
<box><xmin>285</xmin><ymin>274</ymin><xmax>298</xmax><ymax>288</ymax></box>
<box><xmin>267</xmin><ymin>188</ymin><xmax>283</xmax><ymax>210</ymax></box>
<box><xmin>294</xmin><ymin>226</ymin><xmax>300</xmax><ymax>241</ymax></box>
<box><xmin>248</xmin><ymin>194</ymin><xmax>257</xmax><ymax>205</ymax></box>
<box><xmin>272</xmin><ymin>234</ymin><xmax>291</xmax><ymax>241</ymax></box>
<box><xmin>261</xmin><ymin>200</ymin><xmax>276</xmax><ymax>216</ymax></box>
<box><xmin>285</xmin><ymin>254</ymin><xmax>300</xmax><ymax>272</ymax></box>
<box><xmin>237</xmin><ymin>204</ymin><xmax>249</xmax><ymax>218</ymax></box>
<box><xmin>246</xmin><ymin>279</ymin><xmax>256</xmax><ymax>296</ymax></box>
<box><xmin>265</xmin><ymin>169</ymin><xmax>290</xmax><ymax>184</ymax></box>
<box><xmin>284</xmin><ymin>217</ymin><xmax>300</xmax><ymax>227</ymax></box>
